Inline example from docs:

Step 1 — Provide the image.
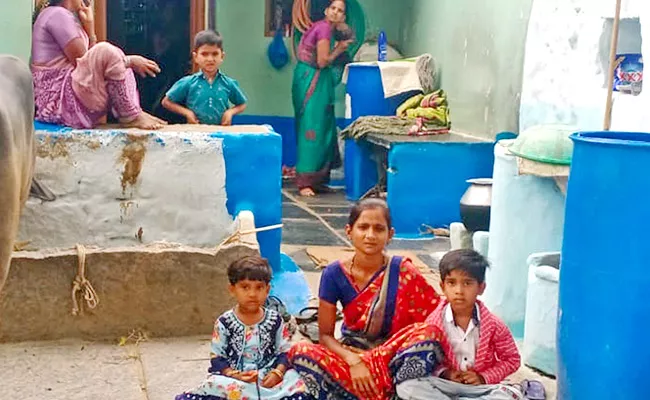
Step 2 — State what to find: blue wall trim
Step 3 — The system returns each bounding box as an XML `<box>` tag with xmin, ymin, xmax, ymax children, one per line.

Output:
<box><xmin>34</xmin><ymin>121</ymin><xmax>72</xmax><ymax>132</ymax></box>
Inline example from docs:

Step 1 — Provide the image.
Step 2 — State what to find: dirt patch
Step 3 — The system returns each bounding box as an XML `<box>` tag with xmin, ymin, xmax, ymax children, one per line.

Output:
<box><xmin>119</xmin><ymin>200</ymin><xmax>138</xmax><ymax>223</ymax></box>
<box><xmin>36</xmin><ymin>135</ymin><xmax>71</xmax><ymax>160</ymax></box>
<box><xmin>119</xmin><ymin>134</ymin><xmax>149</xmax><ymax>194</ymax></box>
<box><xmin>85</xmin><ymin>139</ymin><xmax>101</xmax><ymax>150</ymax></box>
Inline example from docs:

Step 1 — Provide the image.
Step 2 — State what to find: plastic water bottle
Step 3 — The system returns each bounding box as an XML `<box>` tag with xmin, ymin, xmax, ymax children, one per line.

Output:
<box><xmin>378</xmin><ymin>31</ymin><xmax>388</xmax><ymax>62</ymax></box>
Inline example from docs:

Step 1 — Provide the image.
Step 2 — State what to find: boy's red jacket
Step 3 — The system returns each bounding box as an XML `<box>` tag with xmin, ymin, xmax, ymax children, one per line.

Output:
<box><xmin>425</xmin><ymin>299</ymin><xmax>521</xmax><ymax>384</ymax></box>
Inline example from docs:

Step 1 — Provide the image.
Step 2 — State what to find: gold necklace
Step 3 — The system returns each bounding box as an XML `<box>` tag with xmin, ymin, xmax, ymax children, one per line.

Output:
<box><xmin>349</xmin><ymin>254</ymin><xmax>388</xmax><ymax>284</ymax></box>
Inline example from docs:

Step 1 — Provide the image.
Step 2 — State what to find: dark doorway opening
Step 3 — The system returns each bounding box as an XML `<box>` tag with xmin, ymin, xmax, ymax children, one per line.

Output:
<box><xmin>107</xmin><ymin>0</ymin><xmax>191</xmax><ymax>123</ymax></box>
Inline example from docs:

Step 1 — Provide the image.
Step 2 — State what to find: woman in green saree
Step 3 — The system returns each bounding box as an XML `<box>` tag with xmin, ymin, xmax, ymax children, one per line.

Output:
<box><xmin>292</xmin><ymin>0</ymin><xmax>352</xmax><ymax>197</ymax></box>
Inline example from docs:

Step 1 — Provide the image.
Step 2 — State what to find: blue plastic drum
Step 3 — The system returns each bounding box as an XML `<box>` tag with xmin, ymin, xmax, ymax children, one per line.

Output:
<box><xmin>346</xmin><ymin>64</ymin><xmax>418</xmax><ymax>119</ymax></box>
<box><xmin>558</xmin><ymin>131</ymin><xmax>650</xmax><ymax>399</ymax></box>
<box><xmin>344</xmin><ymin>64</ymin><xmax>419</xmax><ymax>200</ymax></box>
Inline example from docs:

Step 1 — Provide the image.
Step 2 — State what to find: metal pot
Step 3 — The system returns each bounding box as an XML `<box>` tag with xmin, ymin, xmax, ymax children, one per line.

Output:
<box><xmin>459</xmin><ymin>178</ymin><xmax>493</xmax><ymax>232</ymax></box>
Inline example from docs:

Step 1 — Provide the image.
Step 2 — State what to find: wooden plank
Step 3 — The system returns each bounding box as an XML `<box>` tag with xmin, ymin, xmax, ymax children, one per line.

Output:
<box><xmin>190</xmin><ymin>0</ymin><xmax>206</xmax><ymax>73</ymax></box>
<box><xmin>364</xmin><ymin>132</ymin><xmax>484</xmax><ymax>148</ymax></box>
<box><xmin>93</xmin><ymin>0</ymin><xmax>107</xmax><ymax>42</ymax></box>
<box><xmin>603</xmin><ymin>0</ymin><xmax>623</xmax><ymax>130</ymax></box>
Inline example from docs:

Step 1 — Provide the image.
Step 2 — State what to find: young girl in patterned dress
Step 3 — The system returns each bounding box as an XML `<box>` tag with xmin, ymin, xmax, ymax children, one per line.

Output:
<box><xmin>175</xmin><ymin>256</ymin><xmax>312</xmax><ymax>400</ymax></box>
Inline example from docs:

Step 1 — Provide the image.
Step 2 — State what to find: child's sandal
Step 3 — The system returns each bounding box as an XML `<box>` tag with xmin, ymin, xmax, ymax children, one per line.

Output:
<box><xmin>521</xmin><ymin>379</ymin><xmax>546</xmax><ymax>400</ymax></box>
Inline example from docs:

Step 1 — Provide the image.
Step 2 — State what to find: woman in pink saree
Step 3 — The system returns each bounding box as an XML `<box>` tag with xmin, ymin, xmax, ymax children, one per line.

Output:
<box><xmin>32</xmin><ymin>0</ymin><xmax>166</xmax><ymax>130</ymax></box>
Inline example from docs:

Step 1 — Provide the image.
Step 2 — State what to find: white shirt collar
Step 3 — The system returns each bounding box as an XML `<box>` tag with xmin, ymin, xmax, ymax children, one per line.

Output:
<box><xmin>444</xmin><ymin>302</ymin><xmax>481</xmax><ymax>326</ymax></box>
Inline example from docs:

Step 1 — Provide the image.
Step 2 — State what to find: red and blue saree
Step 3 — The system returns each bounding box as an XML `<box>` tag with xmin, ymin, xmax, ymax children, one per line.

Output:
<box><xmin>289</xmin><ymin>256</ymin><xmax>447</xmax><ymax>400</ymax></box>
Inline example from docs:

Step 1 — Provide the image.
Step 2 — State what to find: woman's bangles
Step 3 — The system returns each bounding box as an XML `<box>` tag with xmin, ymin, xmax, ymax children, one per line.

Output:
<box><xmin>222</xmin><ymin>368</ymin><xmax>284</xmax><ymax>380</ymax></box>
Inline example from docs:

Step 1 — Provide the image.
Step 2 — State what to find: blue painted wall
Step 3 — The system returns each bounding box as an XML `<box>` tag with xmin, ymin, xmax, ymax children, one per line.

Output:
<box><xmin>388</xmin><ymin>142</ymin><xmax>495</xmax><ymax>237</ymax></box>
<box><xmin>232</xmin><ymin>115</ymin><xmax>297</xmax><ymax>168</ymax></box>
<box><xmin>233</xmin><ymin>114</ymin><xmax>348</xmax><ymax>168</ymax></box>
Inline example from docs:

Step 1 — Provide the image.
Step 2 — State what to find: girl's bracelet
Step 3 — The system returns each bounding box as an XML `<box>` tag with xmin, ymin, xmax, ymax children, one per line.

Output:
<box><xmin>269</xmin><ymin>368</ymin><xmax>284</xmax><ymax>379</ymax></box>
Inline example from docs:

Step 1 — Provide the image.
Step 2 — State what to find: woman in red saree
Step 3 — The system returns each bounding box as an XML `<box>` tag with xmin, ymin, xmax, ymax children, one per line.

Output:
<box><xmin>289</xmin><ymin>198</ymin><xmax>447</xmax><ymax>399</ymax></box>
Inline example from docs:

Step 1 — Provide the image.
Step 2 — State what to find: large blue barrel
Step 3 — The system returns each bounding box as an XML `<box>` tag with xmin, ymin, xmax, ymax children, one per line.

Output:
<box><xmin>345</xmin><ymin>64</ymin><xmax>417</xmax><ymax>119</ymax></box>
<box><xmin>558</xmin><ymin>131</ymin><xmax>650</xmax><ymax>399</ymax></box>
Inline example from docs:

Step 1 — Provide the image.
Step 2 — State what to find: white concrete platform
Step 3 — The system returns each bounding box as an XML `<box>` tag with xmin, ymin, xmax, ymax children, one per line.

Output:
<box><xmin>20</xmin><ymin>129</ymin><xmax>234</xmax><ymax>250</ymax></box>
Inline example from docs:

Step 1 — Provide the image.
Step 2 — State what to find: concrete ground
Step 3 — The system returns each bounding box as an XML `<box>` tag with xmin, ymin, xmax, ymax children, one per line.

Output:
<box><xmin>0</xmin><ymin>184</ymin><xmax>557</xmax><ymax>399</ymax></box>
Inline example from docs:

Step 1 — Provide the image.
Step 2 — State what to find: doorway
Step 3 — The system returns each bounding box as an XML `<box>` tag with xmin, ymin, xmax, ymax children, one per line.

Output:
<box><xmin>105</xmin><ymin>0</ymin><xmax>191</xmax><ymax>122</ymax></box>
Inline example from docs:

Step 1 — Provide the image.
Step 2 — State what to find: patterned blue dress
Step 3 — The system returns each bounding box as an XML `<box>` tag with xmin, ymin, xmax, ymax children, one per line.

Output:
<box><xmin>175</xmin><ymin>309</ymin><xmax>312</xmax><ymax>400</ymax></box>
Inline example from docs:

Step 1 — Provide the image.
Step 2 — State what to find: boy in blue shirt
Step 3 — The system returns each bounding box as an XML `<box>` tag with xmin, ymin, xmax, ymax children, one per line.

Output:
<box><xmin>162</xmin><ymin>30</ymin><xmax>247</xmax><ymax>125</ymax></box>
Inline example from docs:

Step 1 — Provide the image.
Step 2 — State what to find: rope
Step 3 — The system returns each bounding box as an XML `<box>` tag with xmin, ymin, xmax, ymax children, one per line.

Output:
<box><xmin>216</xmin><ymin>223</ymin><xmax>284</xmax><ymax>251</ymax></box>
<box><xmin>71</xmin><ymin>244</ymin><xmax>99</xmax><ymax>316</ymax></box>
<box><xmin>291</xmin><ymin>0</ymin><xmax>313</xmax><ymax>60</ymax></box>
<box><xmin>292</xmin><ymin>0</ymin><xmax>313</xmax><ymax>34</ymax></box>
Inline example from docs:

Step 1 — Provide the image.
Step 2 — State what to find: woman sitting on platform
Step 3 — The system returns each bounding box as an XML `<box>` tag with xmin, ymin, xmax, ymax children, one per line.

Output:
<box><xmin>32</xmin><ymin>0</ymin><xmax>166</xmax><ymax>130</ymax></box>
<box><xmin>289</xmin><ymin>198</ymin><xmax>448</xmax><ymax>399</ymax></box>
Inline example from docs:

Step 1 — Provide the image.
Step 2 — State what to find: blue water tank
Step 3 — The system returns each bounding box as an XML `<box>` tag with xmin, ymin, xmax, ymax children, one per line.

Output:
<box><xmin>344</xmin><ymin>64</ymin><xmax>419</xmax><ymax>200</ymax></box>
<box><xmin>345</xmin><ymin>64</ymin><xmax>417</xmax><ymax>120</ymax></box>
<box><xmin>558</xmin><ymin>131</ymin><xmax>650</xmax><ymax>399</ymax></box>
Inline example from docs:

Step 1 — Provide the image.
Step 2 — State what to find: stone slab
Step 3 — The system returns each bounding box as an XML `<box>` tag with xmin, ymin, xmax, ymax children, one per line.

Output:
<box><xmin>0</xmin><ymin>244</ymin><xmax>257</xmax><ymax>342</ymax></box>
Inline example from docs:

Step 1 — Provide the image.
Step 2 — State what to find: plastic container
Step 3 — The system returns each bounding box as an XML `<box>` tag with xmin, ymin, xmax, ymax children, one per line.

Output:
<box><xmin>344</xmin><ymin>64</ymin><xmax>419</xmax><ymax>200</ymax></box>
<box><xmin>523</xmin><ymin>252</ymin><xmax>560</xmax><ymax>377</ymax></box>
<box><xmin>343</xmin><ymin>138</ymin><xmax>378</xmax><ymax>200</ymax></box>
<box><xmin>378</xmin><ymin>30</ymin><xmax>388</xmax><ymax>61</ymax></box>
<box><xmin>345</xmin><ymin>65</ymin><xmax>418</xmax><ymax>119</ymax></box>
<box><xmin>613</xmin><ymin>53</ymin><xmax>643</xmax><ymax>95</ymax></box>
<box><xmin>558</xmin><ymin>131</ymin><xmax>650</xmax><ymax>399</ymax></box>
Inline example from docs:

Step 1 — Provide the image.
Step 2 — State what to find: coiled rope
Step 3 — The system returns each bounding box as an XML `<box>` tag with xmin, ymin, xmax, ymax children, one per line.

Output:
<box><xmin>71</xmin><ymin>244</ymin><xmax>99</xmax><ymax>316</ymax></box>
